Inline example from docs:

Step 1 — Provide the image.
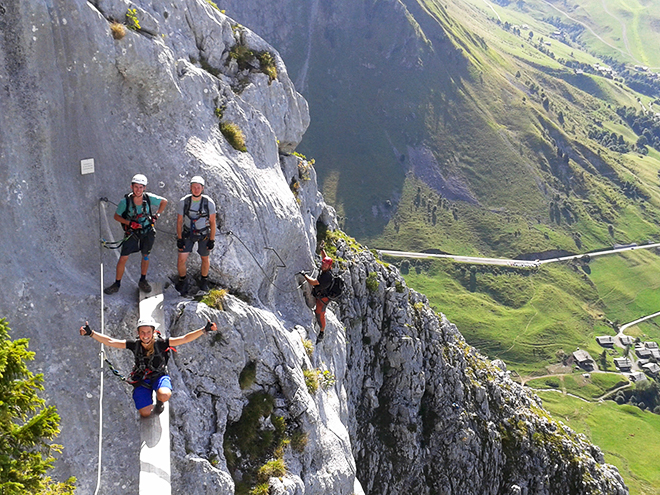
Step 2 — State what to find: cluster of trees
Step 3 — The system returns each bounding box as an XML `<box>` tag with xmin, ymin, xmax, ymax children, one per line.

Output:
<box><xmin>587</xmin><ymin>127</ymin><xmax>631</xmax><ymax>153</ymax></box>
<box><xmin>616</xmin><ymin>106</ymin><xmax>660</xmax><ymax>152</ymax></box>
<box><xmin>413</xmin><ymin>187</ymin><xmax>457</xmax><ymax>225</ymax></box>
<box><xmin>500</xmin><ymin>21</ymin><xmax>522</xmax><ymax>37</ymax></box>
<box><xmin>602</xmin><ymin>58</ymin><xmax>660</xmax><ymax>98</ymax></box>
<box><xmin>549</xmin><ymin>198</ymin><xmax>577</xmax><ymax>225</ymax></box>
<box><xmin>542</xmin><ymin>16</ymin><xmax>585</xmax><ymax>42</ymax></box>
<box><xmin>613</xmin><ymin>379</ymin><xmax>660</xmax><ymax>414</ymax></box>
<box><xmin>0</xmin><ymin>319</ymin><xmax>74</xmax><ymax>494</ymax></box>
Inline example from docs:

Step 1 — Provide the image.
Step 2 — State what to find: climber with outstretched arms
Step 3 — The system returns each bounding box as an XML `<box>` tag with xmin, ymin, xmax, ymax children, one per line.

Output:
<box><xmin>80</xmin><ymin>317</ymin><xmax>217</xmax><ymax>417</ymax></box>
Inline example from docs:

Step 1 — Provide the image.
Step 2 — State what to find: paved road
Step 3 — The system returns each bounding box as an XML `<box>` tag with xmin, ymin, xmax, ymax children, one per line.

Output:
<box><xmin>379</xmin><ymin>242</ymin><xmax>660</xmax><ymax>267</ymax></box>
<box><xmin>619</xmin><ymin>311</ymin><xmax>660</xmax><ymax>334</ymax></box>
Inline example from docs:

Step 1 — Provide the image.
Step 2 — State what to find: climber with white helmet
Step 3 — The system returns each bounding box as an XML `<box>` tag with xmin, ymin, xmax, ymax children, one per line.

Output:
<box><xmin>80</xmin><ymin>317</ymin><xmax>217</xmax><ymax>417</ymax></box>
<box><xmin>175</xmin><ymin>176</ymin><xmax>217</xmax><ymax>295</ymax></box>
<box><xmin>104</xmin><ymin>174</ymin><xmax>168</xmax><ymax>295</ymax></box>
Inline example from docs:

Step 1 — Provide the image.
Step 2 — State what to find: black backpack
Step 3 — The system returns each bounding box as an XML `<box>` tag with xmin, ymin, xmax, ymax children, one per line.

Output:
<box><xmin>325</xmin><ymin>275</ymin><xmax>344</xmax><ymax>300</ymax></box>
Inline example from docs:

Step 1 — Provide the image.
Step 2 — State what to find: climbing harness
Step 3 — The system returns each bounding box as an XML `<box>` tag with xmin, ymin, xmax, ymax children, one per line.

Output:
<box><xmin>120</xmin><ymin>192</ymin><xmax>155</xmax><ymax>233</ymax></box>
<box><xmin>182</xmin><ymin>194</ymin><xmax>211</xmax><ymax>237</ymax></box>
<box><xmin>126</xmin><ymin>333</ymin><xmax>175</xmax><ymax>387</ymax></box>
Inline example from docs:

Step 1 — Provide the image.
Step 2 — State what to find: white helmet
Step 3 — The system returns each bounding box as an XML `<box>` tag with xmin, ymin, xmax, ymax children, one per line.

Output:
<box><xmin>132</xmin><ymin>174</ymin><xmax>148</xmax><ymax>186</ymax></box>
<box><xmin>190</xmin><ymin>175</ymin><xmax>205</xmax><ymax>186</ymax></box>
<box><xmin>137</xmin><ymin>316</ymin><xmax>158</xmax><ymax>329</ymax></box>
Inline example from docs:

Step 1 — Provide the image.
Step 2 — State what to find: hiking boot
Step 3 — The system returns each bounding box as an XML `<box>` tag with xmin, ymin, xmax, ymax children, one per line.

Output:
<box><xmin>152</xmin><ymin>401</ymin><xmax>164</xmax><ymax>415</ymax></box>
<box><xmin>198</xmin><ymin>277</ymin><xmax>209</xmax><ymax>292</ymax></box>
<box><xmin>316</xmin><ymin>331</ymin><xmax>325</xmax><ymax>344</ymax></box>
<box><xmin>175</xmin><ymin>278</ymin><xmax>188</xmax><ymax>296</ymax></box>
<box><xmin>103</xmin><ymin>282</ymin><xmax>120</xmax><ymax>295</ymax></box>
<box><xmin>138</xmin><ymin>279</ymin><xmax>152</xmax><ymax>293</ymax></box>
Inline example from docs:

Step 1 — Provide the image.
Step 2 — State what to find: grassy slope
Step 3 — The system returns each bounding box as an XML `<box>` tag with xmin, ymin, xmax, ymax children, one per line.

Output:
<box><xmin>538</xmin><ymin>391</ymin><xmax>660</xmax><ymax>495</ymax></box>
<box><xmin>290</xmin><ymin>0</ymin><xmax>660</xmax><ymax>488</ymax></box>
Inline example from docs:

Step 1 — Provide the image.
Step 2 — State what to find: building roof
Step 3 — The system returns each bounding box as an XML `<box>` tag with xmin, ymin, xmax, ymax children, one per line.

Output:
<box><xmin>596</xmin><ymin>336</ymin><xmax>615</xmax><ymax>347</ymax></box>
<box><xmin>573</xmin><ymin>350</ymin><xmax>594</xmax><ymax>363</ymax></box>
<box><xmin>645</xmin><ymin>341</ymin><xmax>659</xmax><ymax>349</ymax></box>
<box><xmin>643</xmin><ymin>363</ymin><xmax>660</xmax><ymax>375</ymax></box>
<box><xmin>629</xmin><ymin>372</ymin><xmax>647</xmax><ymax>382</ymax></box>
<box><xmin>614</xmin><ymin>357</ymin><xmax>632</xmax><ymax>370</ymax></box>
<box><xmin>619</xmin><ymin>335</ymin><xmax>633</xmax><ymax>346</ymax></box>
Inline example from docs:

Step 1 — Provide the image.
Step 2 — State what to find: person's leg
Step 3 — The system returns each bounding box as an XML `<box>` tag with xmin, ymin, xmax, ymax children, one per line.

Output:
<box><xmin>140</xmin><ymin>231</ymin><xmax>156</xmax><ymax>277</ymax></box>
<box><xmin>314</xmin><ymin>298</ymin><xmax>329</xmax><ymax>343</ymax></box>
<box><xmin>133</xmin><ymin>383</ymin><xmax>155</xmax><ymax>417</ymax></box>
<box><xmin>197</xmin><ymin>240</ymin><xmax>211</xmax><ymax>291</ymax></box>
<box><xmin>200</xmin><ymin>255</ymin><xmax>210</xmax><ymax>277</ymax></box>
<box><xmin>140</xmin><ymin>256</ymin><xmax>150</xmax><ymax>277</ymax></box>
<box><xmin>156</xmin><ymin>388</ymin><xmax>172</xmax><ymax>403</ymax></box>
<box><xmin>155</xmin><ymin>375</ymin><xmax>172</xmax><ymax>402</ymax></box>
<box><xmin>115</xmin><ymin>255</ymin><xmax>129</xmax><ymax>281</ymax></box>
<box><xmin>138</xmin><ymin>232</ymin><xmax>156</xmax><ymax>292</ymax></box>
<box><xmin>177</xmin><ymin>252</ymin><xmax>190</xmax><ymax>278</ymax></box>
<box><xmin>153</xmin><ymin>376</ymin><xmax>172</xmax><ymax>415</ymax></box>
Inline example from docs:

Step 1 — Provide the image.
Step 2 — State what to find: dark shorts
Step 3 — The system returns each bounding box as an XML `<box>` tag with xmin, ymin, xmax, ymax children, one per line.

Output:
<box><xmin>181</xmin><ymin>235</ymin><xmax>210</xmax><ymax>256</ymax></box>
<box><xmin>121</xmin><ymin>229</ymin><xmax>155</xmax><ymax>256</ymax></box>
<box><xmin>132</xmin><ymin>375</ymin><xmax>172</xmax><ymax>410</ymax></box>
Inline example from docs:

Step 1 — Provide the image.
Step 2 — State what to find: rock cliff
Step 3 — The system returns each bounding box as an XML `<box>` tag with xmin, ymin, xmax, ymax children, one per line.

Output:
<box><xmin>0</xmin><ymin>1</ymin><xmax>627</xmax><ymax>494</ymax></box>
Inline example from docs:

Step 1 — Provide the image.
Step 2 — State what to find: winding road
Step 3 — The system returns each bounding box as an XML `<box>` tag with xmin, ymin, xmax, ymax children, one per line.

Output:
<box><xmin>378</xmin><ymin>242</ymin><xmax>660</xmax><ymax>267</ymax></box>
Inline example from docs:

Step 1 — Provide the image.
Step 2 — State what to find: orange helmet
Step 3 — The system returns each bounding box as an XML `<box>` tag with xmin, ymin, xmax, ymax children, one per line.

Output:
<box><xmin>321</xmin><ymin>256</ymin><xmax>333</xmax><ymax>268</ymax></box>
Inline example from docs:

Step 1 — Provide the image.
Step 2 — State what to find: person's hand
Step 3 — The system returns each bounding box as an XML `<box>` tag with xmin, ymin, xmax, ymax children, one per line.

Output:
<box><xmin>207</xmin><ymin>239</ymin><xmax>215</xmax><ymax>250</ymax></box>
<box><xmin>177</xmin><ymin>238</ymin><xmax>185</xmax><ymax>250</ymax></box>
<box><xmin>204</xmin><ymin>320</ymin><xmax>217</xmax><ymax>332</ymax></box>
<box><xmin>152</xmin><ymin>213</ymin><xmax>160</xmax><ymax>223</ymax></box>
<box><xmin>129</xmin><ymin>221</ymin><xmax>141</xmax><ymax>231</ymax></box>
<box><xmin>80</xmin><ymin>321</ymin><xmax>93</xmax><ymax>336</ymax></box>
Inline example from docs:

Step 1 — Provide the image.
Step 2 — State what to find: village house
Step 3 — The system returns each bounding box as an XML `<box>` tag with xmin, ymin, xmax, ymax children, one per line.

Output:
<box><xmin>596</xmin><ymin>336</ymin><xmax>615</xmax><ymax>348</ymax></box>
<box><xmin>613</xmin><ymin>357</ymin><xmax>632</xmax><ymax>372</ymax></box>
<box><xmin>573</xmin><ymin>350</ymin><xmax>595</xmax><ymax>370</ymax></box>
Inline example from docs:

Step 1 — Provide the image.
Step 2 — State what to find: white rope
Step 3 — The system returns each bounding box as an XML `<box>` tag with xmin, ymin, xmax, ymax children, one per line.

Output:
<box><xmin>93</xmin><ymin>263</ymin><xmax>105</xmax><ymax>495</ymax></box>
<box><xmin>93</xmin><ymin>198</ymin><xmax>106</xmax><ymax>495</ymax></box>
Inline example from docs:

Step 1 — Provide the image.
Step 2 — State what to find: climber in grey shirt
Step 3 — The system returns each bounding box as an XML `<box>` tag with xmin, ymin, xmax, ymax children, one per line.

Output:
<box><xmin>175</xmin><ymin>176</ymin><xmax>217</xmax><ymax>295</ymax></box>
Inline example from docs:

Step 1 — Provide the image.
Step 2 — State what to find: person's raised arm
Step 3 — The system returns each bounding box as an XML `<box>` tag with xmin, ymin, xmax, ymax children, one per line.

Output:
<box><xmin>156</xmin><ymin>197</ymin><xmax>168</xmax><ymax>216</ymax></box>
<box><xmin>169</xmin><ymin>321</ymin><xmax>217</xmax><ymax>346</ymax></box>
<box><xmin>79</xmin><ymin>322</ymin><xmax>126</xmax><ymax>349</ymax></box>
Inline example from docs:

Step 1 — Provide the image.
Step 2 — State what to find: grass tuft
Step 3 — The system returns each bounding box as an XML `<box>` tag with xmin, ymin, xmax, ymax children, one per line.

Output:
<box><xmin>200</xmin><ymin>288</ymin><xmax>227</xmax><ymax>310</ymax></box>
<box><xmin>220</xmin><ymin>122</ymin><xmax>247</xmax><ymax>152</ymax></box>
<box><xmin>110</xmin><ymin>22</ymin><xmax>126</xmax><ymax>40</ymax></box>
<box><xmin>303</xmin><ymin>369</ymin><xmax>319</xmax><ymax>395</ymax></box>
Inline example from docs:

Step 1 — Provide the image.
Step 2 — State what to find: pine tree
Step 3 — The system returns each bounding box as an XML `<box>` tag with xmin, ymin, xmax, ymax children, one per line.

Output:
<box><xmin>0</xmin><ymin>319</ymin><xmax>75</xmax><ymax>494</ymax></box>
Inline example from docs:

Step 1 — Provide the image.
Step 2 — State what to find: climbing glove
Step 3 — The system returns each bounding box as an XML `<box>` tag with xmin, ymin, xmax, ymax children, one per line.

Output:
<box><xmin>177</xmin><ymin>238</ymin><xmax>186</xmax><ymax>250</ymax></box>
<box><xmin>207</xmin><ymin>239</ymin><xmax>215</xmax><ymax>250</ymax></box>
<box><xmin>129</xmin><ymin>221</ymin><xmax>141</xmax><ymax>231</ymax></box>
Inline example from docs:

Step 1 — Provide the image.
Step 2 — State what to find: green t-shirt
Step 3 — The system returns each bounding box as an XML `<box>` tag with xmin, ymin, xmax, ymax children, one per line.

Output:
<box><xmin>115</xmin><ymin>193</ymin><xmax>166</xmax><ymax>229</ymax></box>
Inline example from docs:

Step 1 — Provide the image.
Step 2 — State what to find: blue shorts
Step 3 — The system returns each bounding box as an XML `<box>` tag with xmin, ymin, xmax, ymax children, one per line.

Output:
<box><xmin>132</xmin><ymin>375</ymin><xmax>172</xmax><ymax>410</ymax></box>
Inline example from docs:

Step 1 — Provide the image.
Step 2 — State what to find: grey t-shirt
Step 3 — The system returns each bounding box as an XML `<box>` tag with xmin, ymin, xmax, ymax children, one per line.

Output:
<box><xmin>177</xmin><ymin>194</ymin><xmax>217</xmax><ymax>232</ymax></box>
